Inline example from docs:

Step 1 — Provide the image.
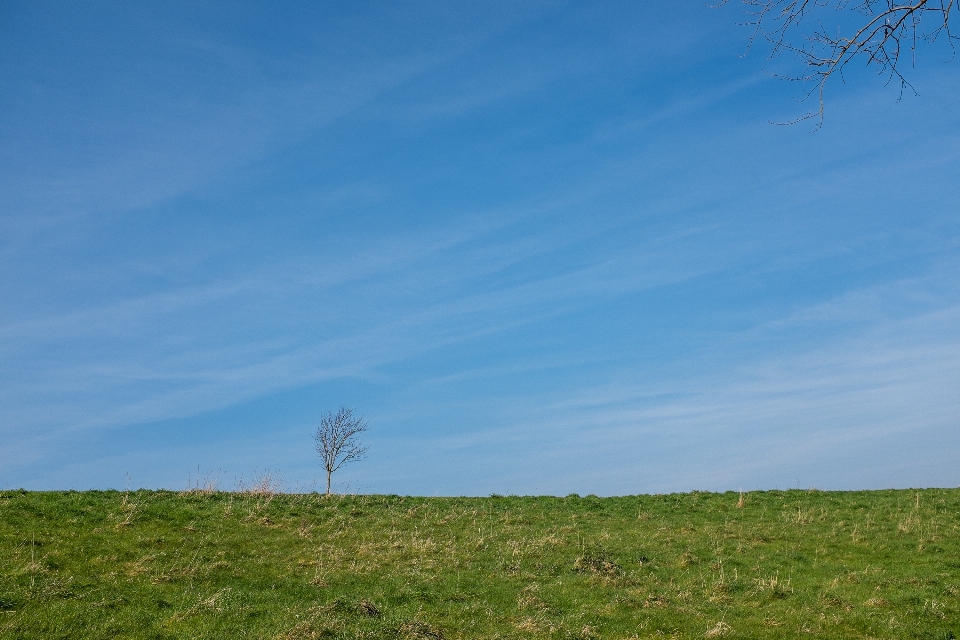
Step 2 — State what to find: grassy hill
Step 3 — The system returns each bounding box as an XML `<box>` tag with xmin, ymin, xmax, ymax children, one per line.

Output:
<box><xmin>1</xmin><ymin>488</ymin><xmax>958</xmax><ymax>639</ymax></box>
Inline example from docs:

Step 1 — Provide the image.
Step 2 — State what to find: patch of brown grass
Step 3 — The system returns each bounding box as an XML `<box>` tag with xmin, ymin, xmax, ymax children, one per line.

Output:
<box><xmin>704</xmin><ymin>621</ymin><xmax>732</xmax><ymax>638</ymax></box>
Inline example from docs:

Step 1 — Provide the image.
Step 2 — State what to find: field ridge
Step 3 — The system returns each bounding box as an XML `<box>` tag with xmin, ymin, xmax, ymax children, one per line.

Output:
<box><xmin>2</xmin><ymin>488</ymin><xmax>958</xmax><ymax>639</ymax></box>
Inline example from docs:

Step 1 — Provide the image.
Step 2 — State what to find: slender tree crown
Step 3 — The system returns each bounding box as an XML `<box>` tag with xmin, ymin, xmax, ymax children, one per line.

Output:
<box><xmin>314</xmin><ymin>406</ymin><xmax>369</xmax><ymax>495</ymax></box>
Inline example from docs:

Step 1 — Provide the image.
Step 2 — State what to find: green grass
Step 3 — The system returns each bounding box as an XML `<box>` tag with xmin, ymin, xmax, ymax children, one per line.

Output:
<box><xmin>1</xmin><ymin>488</ymin><xmax>959</xmax><ymax>639</ymax></box>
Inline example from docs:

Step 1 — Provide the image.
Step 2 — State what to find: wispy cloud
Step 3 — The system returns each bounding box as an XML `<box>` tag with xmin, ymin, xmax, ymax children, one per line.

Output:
<box><xmin>359</xmin><ymin>263</ymin><xmax>960</xmax><ymax>495</ymax></box>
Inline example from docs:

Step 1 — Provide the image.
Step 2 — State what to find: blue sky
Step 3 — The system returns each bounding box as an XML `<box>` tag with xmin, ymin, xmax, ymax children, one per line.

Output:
<box><xmin>2</xmin><ymin>1</ymin><xmax>958</xmax><ymax>494</ymax></box>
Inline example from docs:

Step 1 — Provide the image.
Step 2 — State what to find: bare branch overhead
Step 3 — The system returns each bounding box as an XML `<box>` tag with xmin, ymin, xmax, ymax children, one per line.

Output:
<box><xmin>722</xmin><ymin>0</ymin><xmax>958</xmax><ymax>126</ymax></box>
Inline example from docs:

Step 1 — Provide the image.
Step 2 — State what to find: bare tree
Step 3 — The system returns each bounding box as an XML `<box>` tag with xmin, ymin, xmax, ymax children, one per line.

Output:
<box><xmin>722</xmin><ymin>0</ymin><xmax>958</xmax><ymax>126</ymax></box>
<box><xmin>314</xmin><ymin>406</ymin><xmax>369</xmax><ymax>496</ymax></box>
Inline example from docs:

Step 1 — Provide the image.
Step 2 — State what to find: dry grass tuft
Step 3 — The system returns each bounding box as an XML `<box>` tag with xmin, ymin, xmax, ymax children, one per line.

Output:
<box><xmin>273</xmin><ymin>620</ymin><xmax>324</xmax><ymax>640</ymax></box>
<box><xmin>704</xmin><ymin>621</ymin><xmax>732</xmax><ymax>638</ymax></box>
<box><xmin>517</xmin><ymin>584</ymin><xmax>551</xmax><ymax>613</ymax></box>
<box><xmin>644</xmin><ymin>594</ymin><xmax>668</xmax><ymax>608</ymax></box>
<box><xmin>754</xmin><ymin>573</ymin><xmax>792</xmax><ymax>598</ymax></box>
<box><xmin>180</xmin><ymin>469</ymin><xmax>221</xmax><ymax>495</ymax></box>
<box><xmin>273</xmin><ymin>609</ymin><xmax>344</xmax><ymax>640</ymax></box>
<box><xmin>201</xmin><ymin>588</ymin><xmax>229</xmax><ymax>611</ymax></box>
<box><xmin>241</xmin><ymin>472</ymin><xmax>283</xmax><ymax>496</ymax></box>
<box><xmin>573</xmin><ymin>547</ymin><xmax>621</xmax><ymax>577</ymax></box>
<box><xmin>358</xmin><ymin>599</ymin><xmax>381</xmax><ymax>617</ymax></box>
<box><xmin>169</xmin><ymin>588</ymin><xmax>231</xmax><ymax>622</ymax></box>
<box><xmin>515</xmin><ymin>616</ymin><xmax>549</xmax><ymax>633</ymax></box>
<box><xmin>397</xmin><ymin>620</ymin><xmax>446</xmax><ymax>639</ymax></box>
<box><xmin>124</xmin><ymin>555</ymin><xmax>153</xmax><ymax>577</ymax></box>
<box><xmin>296</xmin><ymin>518</ymin><xmax>312</xmax><ymax>538</ymax></box>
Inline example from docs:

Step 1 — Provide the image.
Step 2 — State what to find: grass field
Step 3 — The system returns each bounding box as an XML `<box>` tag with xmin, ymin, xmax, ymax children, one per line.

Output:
<box><xmin>1</xmin><ymin>487</ymin><xmax>958</xmax><ymax>639</ymax></box>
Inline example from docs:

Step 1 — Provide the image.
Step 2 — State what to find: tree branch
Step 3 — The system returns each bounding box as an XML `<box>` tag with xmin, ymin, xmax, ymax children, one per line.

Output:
<box><xmin>721</xmin><ymin>0</ymin><xmax>957</xmax><ymax>127</ymax></box>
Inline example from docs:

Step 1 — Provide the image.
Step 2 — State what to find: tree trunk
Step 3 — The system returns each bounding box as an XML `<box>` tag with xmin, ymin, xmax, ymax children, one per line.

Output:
<box><xmin>326</xmin><ymin>470</ymin><xmax>332</xmax><ymax>496</ymax></box>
